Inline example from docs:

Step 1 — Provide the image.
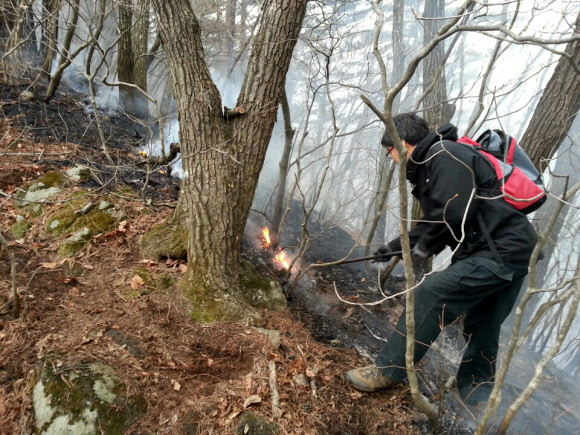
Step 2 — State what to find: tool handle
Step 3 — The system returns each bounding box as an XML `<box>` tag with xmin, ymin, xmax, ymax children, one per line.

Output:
<box><xmin>328</xmin><ymin>251</ymin><xmax>403</xmax><ymax>265</ymax></box>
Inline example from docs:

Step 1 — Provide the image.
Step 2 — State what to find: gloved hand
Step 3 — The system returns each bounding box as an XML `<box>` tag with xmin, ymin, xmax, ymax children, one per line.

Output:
<box><xmin>373</xmin><ymin>245</ymin><xmax>397</xmax><ymax>262</ymax></box>
<box><xmin>412</xmin><ymin>244</ymin><xmax>430</xmax><ymax>259</ymax></box>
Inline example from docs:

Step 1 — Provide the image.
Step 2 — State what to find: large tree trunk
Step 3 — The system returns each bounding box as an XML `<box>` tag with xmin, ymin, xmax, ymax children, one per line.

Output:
<box><xmin>519</xmin><ymin>12</ymin><xmax>580</xmax><ymax>171</ymax></box>
<box><xmin>421</xmin><ymin>0</ymin><xmax>455</xmax><ymax>127</ymax></box>
<box><xmin>150</xmin><ymin>0</ymin><xmax>308</xmax><ymax>323</ymax></box>
<box><xmin>41</xmin><ymin>0</ymin><xmax>60</xmax><ymax>81</ymax></box>
<box><xmin>132</xmin><ymin>0</ymin><xmax>149</xmax><ymax>118</ymax></box>
<box><xmin>117</xmin><ymin>0</ymin><xmax>135</xmax><ymax>115</ymax></box>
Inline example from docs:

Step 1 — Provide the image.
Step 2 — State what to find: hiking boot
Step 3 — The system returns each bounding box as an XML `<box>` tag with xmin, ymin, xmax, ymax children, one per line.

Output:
<box><xmin>345</xmin><ymin>366</ymin><xmax>397</xmax><ymax>392</ymax></box>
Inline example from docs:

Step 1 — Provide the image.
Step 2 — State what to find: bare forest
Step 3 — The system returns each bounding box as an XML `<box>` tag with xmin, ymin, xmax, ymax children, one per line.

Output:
<box><xmin>0</xmin><ymin>0</ymin><xmax>579</xmax><ymax>434</ymax></box>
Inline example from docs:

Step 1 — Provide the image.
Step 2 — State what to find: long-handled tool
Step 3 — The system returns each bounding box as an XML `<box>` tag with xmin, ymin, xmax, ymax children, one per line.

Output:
<box><xmin>322</xmin><ymin>251</ymin><xmax>403</xmax><ymax>266</ymax></box>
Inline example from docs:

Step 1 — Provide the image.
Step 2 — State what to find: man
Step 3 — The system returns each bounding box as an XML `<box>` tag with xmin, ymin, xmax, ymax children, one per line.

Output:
<box><xmin>345</xmin><ymin>113</ymin><xmax>538</xmax><ymax>405</ymax></box>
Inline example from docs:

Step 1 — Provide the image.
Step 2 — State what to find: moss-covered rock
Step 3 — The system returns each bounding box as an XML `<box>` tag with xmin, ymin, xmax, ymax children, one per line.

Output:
<box><xmin>10</xmin><ymin>219</ymin><xmax>33</xmax><ymax>238</ymax></box>
<box><xmin>239</xmin><ymin>260</ymin><xmax>287</xmax><ymax>311</ymax></box>
<box><xmin>58</xmin><ymin>227</ymin><xmax>92</xmax><ymax>257</ymax></box>
<box><xmin>15</xmin><ymin>172</ymin><xmax>67</xmax><ymax>208</ymax></box>
<box><xmin>45</xmin><ymin>195</ymin><xmax>117</xmax><ymax>258</ymax></box>
<box><xmin>140</xmin><ymin>220</ymin><xmax>187</xmax><ymax>260</ymax></box>
<box><xmin>235</xmin><ymin>411</ymin><xmax>278</xmax><ymax>435</ymax></box>
<box><xmin>33</xmin><ymin>358</ymin><xmax>146</xmax><ymax>434</ymax></box>
<box><xmin>65</xmin><ymin>166</ymin><xmax>91</xmax><ymax>182</ymax></box>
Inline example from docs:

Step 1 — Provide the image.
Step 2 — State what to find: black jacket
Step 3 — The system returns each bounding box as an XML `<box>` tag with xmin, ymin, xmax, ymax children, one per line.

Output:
<box><xmin>387</xmin><ymin>124</ymin><xmax>537</xmax><ymax>270</ymax></box>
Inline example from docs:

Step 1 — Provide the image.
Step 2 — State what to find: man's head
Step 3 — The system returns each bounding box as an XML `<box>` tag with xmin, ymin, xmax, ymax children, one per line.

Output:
<box><xmin>381</xmin><ymin>113</ymin><xmax>429</xmax><ymax>164</ymax></box>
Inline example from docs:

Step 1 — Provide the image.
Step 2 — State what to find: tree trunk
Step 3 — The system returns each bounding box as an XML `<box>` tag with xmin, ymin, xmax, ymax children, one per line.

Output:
<box><xmin>270</xmin><ymin>88</ymin><xmax>294</xmax><ymax>248</ymax></box>
<box><xmin>519</xmin><ymin>12</ymin><xmax>580</xmax><ymax>172</ymax></box>
<box><xmin>132</xmin><ymin>0</ymin><xmax>149</xmax><ymax>119</ymax></box>
<box><xmin>117</xmin><ymin>0</ymin><xmax>135</xmax><ymax>115</ymax></box>
<box><xmin>41</xmin><ymin>0</ymin><xmax>60</xmax><ymax>81</ymax></box>
<box><xmin>0</xmin><ymin>1</ymin><xmax>17</xmax><ymax>39</ymax></box>
<box><xmin>44</xmin><ymin>0</ymin><xmax>81</xmax><ymax>102</ymax></box>
<box><xmin>392</xmin><ymin>0</ymin><xmax>405</xmax><ymax>112</ymax></box>
<box><xmin>422</xmin><ymin>0</ymin><xmax>455</xmax><ymax>127</ymax></box>
<box><xmin>150</xmin><ymin>0</ymin><xmax>308</xmax><ymax>323</ymax></box>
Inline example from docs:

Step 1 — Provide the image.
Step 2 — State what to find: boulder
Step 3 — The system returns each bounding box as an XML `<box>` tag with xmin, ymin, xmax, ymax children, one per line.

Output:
<box><xmin>33</xmin><ymin>359</ymin><xmax>146</xmax><ymax>434</ymax></box>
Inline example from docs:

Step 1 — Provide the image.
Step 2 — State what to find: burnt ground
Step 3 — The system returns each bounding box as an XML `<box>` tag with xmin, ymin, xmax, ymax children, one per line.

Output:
<box><xmin>1</xmin><ymin>79</ymin><xmax>578</xmax><ymax>434</ymax></box>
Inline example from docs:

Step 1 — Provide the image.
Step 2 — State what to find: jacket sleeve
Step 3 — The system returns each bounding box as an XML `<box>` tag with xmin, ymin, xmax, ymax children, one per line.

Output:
<box><xmin>415</xmin><ymin>147</ymin><xmax>479</xmax><ymax>255</ymax></box>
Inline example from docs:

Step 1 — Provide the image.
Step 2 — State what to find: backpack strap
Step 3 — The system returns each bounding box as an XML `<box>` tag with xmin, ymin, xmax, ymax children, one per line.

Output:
<box><xmin>506</xmin><ymin>136</ymin><xmax>517</xmax><ymax>164</ymax></box>
<box><xmin>476</xmin><ymin>211</ymin><xmax>514</xmax><ymax>280</ymax></box>
<box><xmin>476</xmin><ymin>211</ymin><xmax>504</xmax><ymax>266</ymax></box>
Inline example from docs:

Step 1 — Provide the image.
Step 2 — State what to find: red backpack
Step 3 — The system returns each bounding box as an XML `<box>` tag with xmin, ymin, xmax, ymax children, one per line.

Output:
<box><xmin>457</xmin><ymin>130</ymin><xmax>546</xmax><ymax>214</ymax></box>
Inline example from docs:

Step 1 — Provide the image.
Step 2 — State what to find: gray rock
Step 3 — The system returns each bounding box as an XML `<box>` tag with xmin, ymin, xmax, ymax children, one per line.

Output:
<box><xmin>23</xmin><ymin>187</ymin><xmax>61</xmax><ymax>203</ymax></box>
<box><xmin>33</xmin><ymin>360</ymin><xmax>146</xmax><ymax>434</ymax></box>
<box><xmin>293</xmin><ymin>374</ymin><xmax>309</xmax><ymax>387</ymax></box>
<box><xmin>69</xmin><ymin>227</ymin><xmax>91</xmax><ymax>243</ymax></box>
<box><xmin>28</xmin><ymin>182</ymin><xmax>46</xmax><ymax>192</ymax></box>
<box><xmin>65</xmin><ymin>166</ymin><xmax>91</xmax><ymax>182</ymax></box>
<box><xmin>98</xmin><ymin>200</ymin><xmax>113</xmax><ymax>210</ymax></box>
<box><xmin>254</xmin><ymin>328</ymin><xmax>281</xmax><ymax>349</ymax></box>
<box><xmin>20</xmin><ymin>90</ymin><xmax>35</xmax><ymax>101</ymax></box>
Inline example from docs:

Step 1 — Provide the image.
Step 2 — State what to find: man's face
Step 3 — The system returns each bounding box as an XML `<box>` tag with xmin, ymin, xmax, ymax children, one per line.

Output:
<box><xmin>386</xmin><ymin>144</ymin><xmax>400</xmax><ymax>164</ymax></box>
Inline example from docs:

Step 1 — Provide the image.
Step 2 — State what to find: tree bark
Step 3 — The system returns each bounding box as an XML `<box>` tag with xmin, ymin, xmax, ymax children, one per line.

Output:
<box><xmin>422</xmin><ymin>0</ymin><xmax>455</xmax><ymax>127</ymax></box>
<box><xmin>519</xmin><ymin>12</ymin><xmax>580</xmax><ymax>171</ymax></box>
<box><xmin>270</xmin><ymin>88</ymin><xmax>294</xmax><ymax>248</ymax></box>
<box><xmin>150</xmin><ymin>0</ymin><xmax>308</xmax><ymax>322</ymax></box>
<box><xmin>117</xmin><ymin>0</ymin><xmax>135</xmax><ymax>115</ymax></box>
<box><xmin>132</xmin><ymin>0</ymin><xmax>149</xmax><ymax>118</ymax></box>
<box><xmin>41</xmin><ymin>0</ymin><xmax>60</xmax><ymax>80</ymax></box>
<box><xmin>44</xmin><ymin>0</ymin><xmax>81</xmax><ymax>102</ymax></box>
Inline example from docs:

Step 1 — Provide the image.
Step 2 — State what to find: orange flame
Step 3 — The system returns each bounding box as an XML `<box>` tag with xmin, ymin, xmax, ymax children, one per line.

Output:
<box><xmin>274</xmin><ymin>250</ymin><xmax>291</xmax><ymax>270</ymax></box>
<box><xmin>261</xmin><ymin>227</ymin><xmax>271</xmax><ymax>248</ymax></box>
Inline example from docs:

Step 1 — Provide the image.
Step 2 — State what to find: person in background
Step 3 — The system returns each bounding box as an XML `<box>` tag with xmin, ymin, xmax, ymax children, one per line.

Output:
<box><xmin>345</xmin><ymin>113</ymin><xmax>538</xmax><ymax>405</ymax></box>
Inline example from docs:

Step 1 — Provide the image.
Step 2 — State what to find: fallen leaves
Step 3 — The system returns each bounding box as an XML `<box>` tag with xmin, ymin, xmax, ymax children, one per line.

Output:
<box><xmin>40</xmin><ymin>261</ymin><xmax>59</xmax><ymax>269</ymax></box>
<box><xmin>130</xmin><ymin>275</ymin><xmax>145</xmax><ymax>290</ymax></box>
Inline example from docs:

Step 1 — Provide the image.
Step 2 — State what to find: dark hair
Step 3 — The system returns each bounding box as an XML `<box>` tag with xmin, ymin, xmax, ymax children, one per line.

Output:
<box><xmin>381</xmin><ymin>113</ymin><xmax>429</xmax><ymax>148</ymax></box>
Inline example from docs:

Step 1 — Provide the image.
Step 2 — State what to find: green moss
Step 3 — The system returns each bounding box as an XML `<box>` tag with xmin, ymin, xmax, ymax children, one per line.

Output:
<box><xmin>69</xmin><ymin>210</ymin><xmax>115</xmax><ymax>235</ymax></box>
<box><xmin>22</xmin><ymin>172</ymin><xmax>65</xmax><ymax>194</ymax></box>
<box><xmin>10</xmin><ymin>220</ymin><xmax>32</xmax><ymax>238</ymax></box>
<box><xmin>14</xmin><ymin>172</ymin><xmax>67</xmax><ymax>209</ymax></box>
<box><xmin>140</xmin><ymin>220</ymin><xmax>187</xmax><ymax>260</ymax></box>
<box><xmin>180</xmin><ymin>270</ymin><xmax>262</xmax><ymax>325</ymax></box>
<box><xmin>45</xmin><ymin>194</ymin><xmax>89</xmax><ymax>237</ymax></box>
<box><xmin>49</xmin><ymin>203</ymin><xmax>116</xmax><ymax>258</ymax></box>
<box><xmin>58</xmin><ymin>239</ymin><xmax>87</xmax><ymax>258</ymax></box>
<box><xmin>19</xmin><ymin>203</ymin><xmax>44</xmax><ymax>217</ymax></box>
<box><xmin>158</xmin><ymin>273</ymin><xmax>176</xmax><ymax>289</ymax></box>
<box><xmin>239</xmin><ymin>260</ymin><xmax>287</xmax><ymax>311</ymax></box>
<box><xmin>36</xmin><ymin>171</ymin><xmax>66</xmax><ymax>188</ymax></box>
<box><xmin>33</xmin><ymin>359</ymin><xmax>146</xmax><ymax>434</ymax></box>
<box><xmin>130</xmin><ymin>268</ymin><xmax>176</xmax><ymax>296</ymax></box>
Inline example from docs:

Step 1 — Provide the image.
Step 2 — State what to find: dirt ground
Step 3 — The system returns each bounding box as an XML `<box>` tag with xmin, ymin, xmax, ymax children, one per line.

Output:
<box><xmin>0</xmin><ymin>82</ymin><xmax>426</xmax><ymax>434</ymax></box>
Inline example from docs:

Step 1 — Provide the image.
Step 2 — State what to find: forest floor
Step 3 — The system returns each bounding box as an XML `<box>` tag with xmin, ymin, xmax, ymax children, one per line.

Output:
<box><xmin>0</xmin><ymin>80</ymin><xmax>430</xmax><ymax>434</ymax></box>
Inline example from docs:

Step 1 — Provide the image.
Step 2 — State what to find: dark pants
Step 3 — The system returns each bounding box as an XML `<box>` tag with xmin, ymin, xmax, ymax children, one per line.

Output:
<box><xmin>375</xmin><ymin>256</ymin><xmax>526</xmax><ymax>402</ymax></box>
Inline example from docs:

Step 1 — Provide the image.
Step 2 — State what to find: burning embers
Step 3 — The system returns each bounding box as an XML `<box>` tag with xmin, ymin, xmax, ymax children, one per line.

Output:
<box><xmin>261</xmin><ymin>227</ymin><xmax>294</xmax><ymax>272</ymax></box>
